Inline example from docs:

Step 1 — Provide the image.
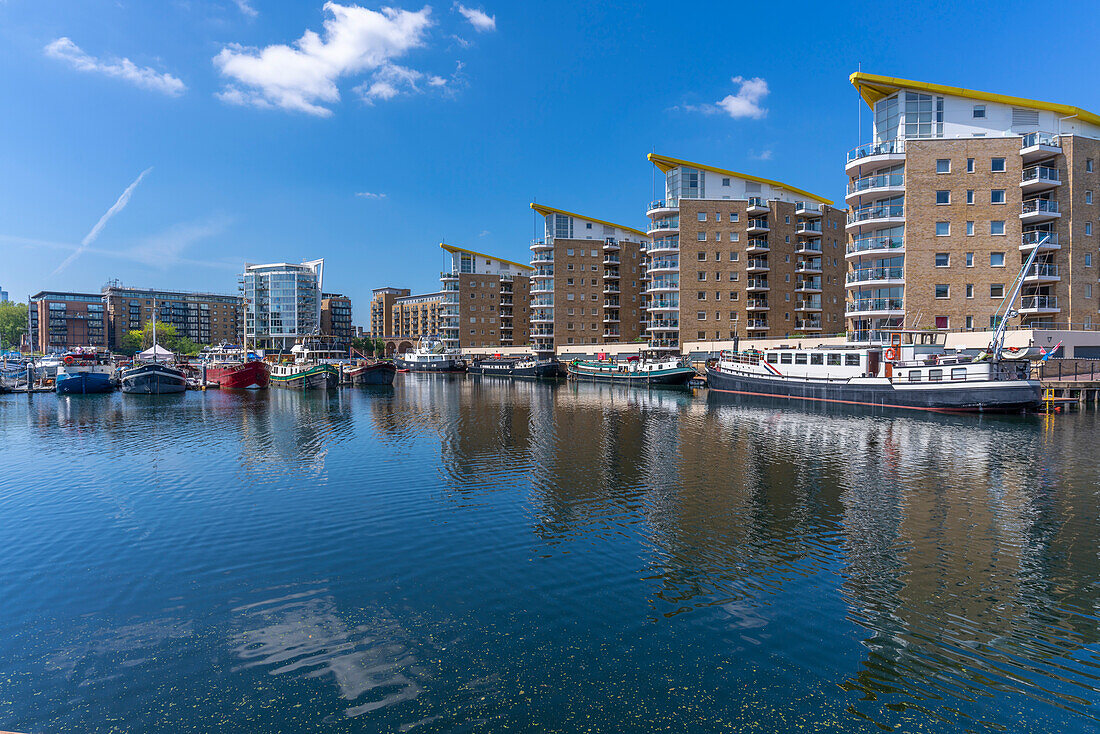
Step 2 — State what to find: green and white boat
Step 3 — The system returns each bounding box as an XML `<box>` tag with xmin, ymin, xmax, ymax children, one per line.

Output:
<box><xmin>270</xmin><ymin>362</ymin><xmax>339</xmax><ymax>390</ymax></box>
<box><xmin>567</xmin><ymin>356</ymin><xmax>696</xmax><ymax>387</ymax></box>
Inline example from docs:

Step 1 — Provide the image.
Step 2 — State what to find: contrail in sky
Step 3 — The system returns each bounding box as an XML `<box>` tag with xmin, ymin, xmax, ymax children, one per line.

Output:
<box><xmin>52</xmin><ymin>167</ymin><xmax>153</xmax><ymax>275</ymax></box>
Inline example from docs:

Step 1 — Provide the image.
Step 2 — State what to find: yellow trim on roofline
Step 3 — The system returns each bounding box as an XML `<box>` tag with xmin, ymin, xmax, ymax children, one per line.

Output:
<box><xmin>529</xmin><ymin>203</ymin><xmax>649</xmax><ymax>238</ymax></box>
<box><xmin>850</xmin><ymin>72</ymin><xmax>1100</xmax><ymax>128</ymax></box>
<box><xmin>439</xmin><ymin>242</ymin><xmax>533</xmax><ymax>271</ymax></box>
<box><xmin>646</xmin><ymin>154</ymin><xmax>832</xmax><ymax>205</ymax></box>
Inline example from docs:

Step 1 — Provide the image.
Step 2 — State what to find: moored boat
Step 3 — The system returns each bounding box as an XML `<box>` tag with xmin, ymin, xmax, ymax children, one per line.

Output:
<box><xmin>345</xmin><ymin>361</ymin><xmax>397</xmax><ymax>386</ymax></box>
<box><xmin>55</xmin><ymin>348</ymin><xmax>115</xmax><ymax>394</ymax></box>
<box><xmin>120</xmin><ymin>362</ymin><xmax>187</xmax><ymax>394</ymax></box>
<box><xmin>205</xmin><ymin>360</ymin><xmax>270</xmax><ymax>389</ymax></box>
<box><xmin>706</xmin><ymin>331</ymin><xmax>1040</xmax><ymax>413</ymax></box>
<box><xmin>567</xmin><ymin>356</ymin><xmax>696</xmax><ymax>386</ymax></box>
<box><xmin>468</xmin><ymin>355</ymin><xmax>560</xmax><ymax>379</ymax></box>
<box><xmin>395</xmin><ymin>337</ymin><xmax>465</xmax><ymax>373</ymax></box>
<box><xmin>270</xmin><ymin>362</ymin><xmax>339</xmax><ymax>390</ymax></box>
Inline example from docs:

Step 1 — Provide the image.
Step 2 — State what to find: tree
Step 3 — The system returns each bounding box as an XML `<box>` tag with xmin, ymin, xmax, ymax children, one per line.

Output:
<box><xmin>0</xmin><ymin>302</ymin><xmax>28</xmax><ymax>350</ymax></box>
<box><xmin>350</xmin><ymin>336</ymin><xmax>370</xmax><ymax>355</ymax></box>
<box><xmin>119</xmin><ymin>322</ymin><xmax>202</xmax><ymax>356</ymax></box>
<box><xmin>373</xmin><ymin>338</ymin><xmax>387</xmax><ymax>358</ymax></box>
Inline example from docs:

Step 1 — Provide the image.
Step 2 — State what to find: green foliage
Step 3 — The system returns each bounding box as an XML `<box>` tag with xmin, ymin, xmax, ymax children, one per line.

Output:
<box><xmin>373</xmin><ymin>338</ymin><xmax>387</xmax><ymax>357</ymax></box>
<box><xmin>0</xmin><ymin>301</ymin><xmax>28</xmax><ymax>350</ymax></box>
<box><xmin>350</xmin><ymin>336</ymin><xmax>371</xmax><ymax>355</ymax></box>
<box><xmin>119</xmin><ymin>322</ymin><xmax>203</xmax><ymax>356</ymax></box>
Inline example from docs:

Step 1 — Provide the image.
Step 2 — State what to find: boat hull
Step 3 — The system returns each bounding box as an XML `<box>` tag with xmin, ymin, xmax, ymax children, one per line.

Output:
<box><xmin>55</xmin><ymin>371</ymin><xmax>114</xmax><ymax>394</ymax></box>
<box><xmin>120</xmin><ymin>364</ymin><xmax>187</xmax><ymax>394</ymax></box>
<box><xmin>347</xmin><ymin>363</ymin><xmax>397</xmax><ymax>386</ymax></box>
<box><xmin>393</xmin><ymin>357</ymin><xmax>465</xmax><ymax>373</ymax></box>
<box><xmin>271</xmin><ymin>366</ymin><xmax>338</xmax><ymax>390</ymax></box>
<box><xmin>568</xmin><ymin>364</ymin><xmax>696</xmax><ymax>386</ymax></box>
<box><xmin>706</xmin><ymin>367</ymin><xmax>1041</xmax><ymax>412</ymax></box>
<box><xmin>206</xmin><ymin>361</ymin><xmax>270</xmax><ymax>389</ymax></box>
<box><xmin>469</xmin><ymin>359</ymin><xmax>560</xmax><ymax>379</ymax></box>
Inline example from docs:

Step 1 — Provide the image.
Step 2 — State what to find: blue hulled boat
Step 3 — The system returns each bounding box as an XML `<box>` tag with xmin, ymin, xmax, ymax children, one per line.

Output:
<box><xmin>55</xmin><ymin>349</ymin><xmax>116</xmax><ymax>395</ymax></box>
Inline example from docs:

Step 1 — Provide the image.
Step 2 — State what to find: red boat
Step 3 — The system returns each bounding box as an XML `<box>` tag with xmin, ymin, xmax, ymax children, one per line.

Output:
<box><xmin>205</xmin><ymin>360</ymin><xmax>270</xmax><ymax>389</ymax></box>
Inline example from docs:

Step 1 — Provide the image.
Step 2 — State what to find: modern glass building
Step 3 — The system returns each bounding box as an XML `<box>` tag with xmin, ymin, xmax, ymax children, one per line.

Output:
<box><xmin>240</xmin><ymin>259</ymin><xmax>324</xmax><ymax>350</ymax></box>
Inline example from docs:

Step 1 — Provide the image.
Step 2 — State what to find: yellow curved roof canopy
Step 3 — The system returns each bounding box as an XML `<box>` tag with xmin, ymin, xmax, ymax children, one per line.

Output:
<box><xmin>646</xmin><ymin>153</ymin><xmax>832</xmax><ymax>205</ymax></box>
<box><xmin>529</xmin><ymin>203</ymin><xmax>649</xmax><ymax>238</ymax></box>
<box><xmin>439</xmin><ymin>242</ymin><xmax>533</xmax><ymax>271</ymax></box>
<box><xmin>850</xmin><ymin>72</ymin><xmax>1100</xmax><ymax>128</ymax></box>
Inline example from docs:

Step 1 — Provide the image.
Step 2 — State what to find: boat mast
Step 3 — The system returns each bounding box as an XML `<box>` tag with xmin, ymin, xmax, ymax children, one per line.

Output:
<box><xmin>152</xmin><ymin>297</ymin><xmax>158</xmax><ymax>364</ymax></box>
<box><xmin>989</xmin><ymin>233</ymin><xmax>1047</xmax><ymax>360</ymax></box>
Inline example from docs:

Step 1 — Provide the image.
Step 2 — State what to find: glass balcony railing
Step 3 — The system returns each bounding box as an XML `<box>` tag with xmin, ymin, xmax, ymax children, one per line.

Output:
<box><xmin>1024</xmin><ymin>263</ymin><xmax>1059</xmax><ymax>279</ymax></box>
<box><xmin>649</xmin><ymin>199</ymin><xmax>678</xmax><ymax>210</ymax></box>
<box><xmin>1021</xmin><ymin>132</ymin><xmax>1060</xmax><ymax>149</ymax></box>
<box><xmin>847</xmin><ymin>139</ymin><xmax>905</xmax><ymax>162</ymax></box>
<box><xmin>796</xmin><ymin>221</ymin><xmax>822</xmax><ymax>233</ymax></box>
<box><xmin>1021</xmin><ymin>166</ymin><xmax>1060</xmax><ymax>185</ymax></box>
<box><xmin>531</xmin><ymin>253</ymin><xmax>554</xmax><ymax>263</ymax></box>
<box><xmin>848</xmin><ymin>172</ymin><xmax>905</xmax><ymax>194</ymax></box>
<box><xmin>796</xmin><ymin>240</ymin><xmax>822</xmax><ymax>252</ymax></box>
<box><xmin>795</xmin><ymin>201</ymin><xmax>821</xmax><ymax>214</ymax></box>
<box><xmin>848</xmin><ymin>235</ymin><xmax>904</xmax><ymax>254</ymax></box>
<box><xmin>1021</xmin><ymin>199</ymin><xmax>1060</xmax><ymax>215</ymax></box>
<box><xmin>797</xmin><ymin>298</ymin><xmax>822</xmax><ymax>310</ymax></box>
<box><xmin>848</xmin><ymin>203</ymin><xmax>904</xmax><ymax>223</ymax></box>
<box><xmin>846</xmin><ymin>298</ymin><xmax>904</xmax><ymax>313</ymax></box>
<box><xmin>847</xmin><ymin>266</ymin><xmax>904</xmax><ymax>283</ymax></box>
<box><xmin>1021</xmin><ymin>231</ymin><xmax>1059</xmax><ymax>248</ymax></box>
<box><xmin>648</xmin><ymin>217</ymin><xmax>680</xmax><ymax>231</ymax></box>
<box><xmin>747</xmin><ymin>196</ymin><xmax>768</xmax><ymax>208</ymax></box>
<box><xmin>1021</xmin><ymin>295</ymin><xmax>1059</xmax><ymax>310</ymax></box>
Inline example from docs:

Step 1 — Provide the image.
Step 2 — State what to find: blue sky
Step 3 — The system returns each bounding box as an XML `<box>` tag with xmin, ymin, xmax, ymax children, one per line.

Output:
<box><xmin>2</xmin><ymin>0</ymin><xmax>1099</xmax><ymax>320</ymax></box>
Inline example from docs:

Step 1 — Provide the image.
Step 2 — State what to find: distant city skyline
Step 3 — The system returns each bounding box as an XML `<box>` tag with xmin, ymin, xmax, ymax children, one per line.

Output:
<box><xmin>2</xmin><ymin>0</ymin><xmax>1099</xmax><ymax>320</ymax></box>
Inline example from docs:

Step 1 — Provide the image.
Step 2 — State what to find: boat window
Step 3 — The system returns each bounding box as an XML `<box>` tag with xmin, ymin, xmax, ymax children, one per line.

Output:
<box><xmin>908</xmin><ymin>371</ymin><xmax>920</xmax><ymax>382</ymax></box>
<box><xmin>810</xmin><ymin>353</ymin><xmax>823</xmax><ymax>365</ymax></box>
<box><xmin>795</xmin><ymin>353</ymin><xmax>807</xmax><ymax>364</ymax></box>
<box><xmin>766</xmin><ymin>353</ymin><xmax>779</xmax><ymax>363</ymax></box>
<box><xmin>844</xmin><ymin>354</ymin><xmax>861</xmax><ymax>366</ymax></box>
<box><xmin>928</xmin><ymin>369</ymin><xmax>943</xmax><ymax>382</ymax></box>
<box><xmin>951</xmin><ymin>367</ymin><xmax>967</xmax><ymax>381</ymax></box>
<box><xmin>826</xmin><ymin>354</ymin><xmax>841</xmax><ymax>366</ymax></box>
<box><xmin>780</xmin><ymin>353</ymin><xmax>793</xmax><ymax>364</ymax></box>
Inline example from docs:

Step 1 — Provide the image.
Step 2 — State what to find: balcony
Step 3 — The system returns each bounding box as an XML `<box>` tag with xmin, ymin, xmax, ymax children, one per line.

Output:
<box><xmin>746</xmin><ymin>238</ymin><xmax>769</xmax><ymax>253</ymax></box>
<box><xmin>796</xmin><ymin>279</ymin><xmax>822</xmax><ymax>293</ymax></box>
<box><xmin>647</xmin><ymin>199</ymin><xmax>679</xmax><ymax>216</ymax></box>
<box><xmin>746</xmin><ymin>279</ymin><xmax>769</xmax><ymax>291</ymax></box>
<box><xmin>650</xmin><ymin>337</ymin><xmax>680</xmax><ymax>350</ymax></box>
<box><xmin>847</xmin><ymin>203</ymin><xmax>905</xmax><ymax>230</ymax></box>
<box><xmin>648</xmin><ymin>237</ymin><xmax>679</xmax><ymax>253</ymax></box>
<box><xmin>603</xmin><ymin>254</ymin><xmax>620</xmax><ymax>264</ymax></box>
<box><xmin>604</xmin><ymin>270</ymin><xmax>620</xmax><ymax>280</ymax></box>
<box><xmin>648</xmin><ymin>217</ymin><xmax>679</xmax><ymax>234</ymax></box>
<box><xmin>530</xmin><ymin>238</ymin><xmax>553</xmax><ymax>251</ymax></box>
<box><xmin>746</xmin><ymin>197</ymin><xmax>769</xmax><ymax>215</ymax></box>
<box><xmin>848</xmin><ymin>235</ymin><xmax>905</xmax><ymax>258</ymax></box>
<box><xmin>846</xmin><ymin>171</ymin><xmax>906</xmax><ymax>203</ymax></box>
<box><xmin>603</xmin><ymin>238</ymin><xmax>621</xmax><ymax>251</ymax></box>
<box><xmin>440</xmin><ymin>271</ymin><xmax>458</xmax><ymax>281</ymax></box>
<box><xmin>647</xmin><ymin>258</ymin><xmax>679</xmax><ymax>274</ymax></box>
<box><xmin>531</xmin><ymin>328</ymin><xmax>555</xmax><ymax>337</ymax></box>
<box><xmin>846</xmin><ymin>297</ymin><xmax>904</xmax><ymax>316</ymax></box>
<box><xmin>796</xmin><ymin>318</ymin><xmax>823</xmax><ymax>331</ymax></box>
<box><xmin>1021</xmin><ymin>165</ymin><xmax>1061</xmax><ymax>193</ymax></box>
<box><xmin>1020</xmin><ymin>231</ymin><xmax>1060</xmax><ymax>252</ymax></box>
<box><xmin>604</xmin><ymin>297</ymin><xmax>620</xmax><ymax>307</ymax></box>
<box><xmin>531</xmin><ymin>252</ymin><xmax>554</xmax><ymax>264</ymax></box>
<box><xmin>845</xmin><ymin>139</ymin><xmax>906</xmax><ymax>174</ymax></box>
<box><xmin>603</xmin><ymin>284</ymin><xmax>621</xmax><ymax>294</ymax></box>
<box><xmin>746</xmin><ymin>320</ymin><xmax>768</xmax><ymax>330</ymax></box>
<box><xmin>531</xmin><ymin>268</ymin><xmax>554</xmax><ymax>279</ymax></box>
<box><xmin>796</xmin><ymin>221</ymin><xmax>822</xmax><ymax>235</ymax></box>
<box><xmin>746</xmin><ymin>299</ymin><xmax>769</xmax><ymax>311</ymax></box>
<box><xmin>1023</xmin><ymin>263</ymin><xmax>1060</xmax><ymax>283</ymax></box>
<box><xmin>530</xmin><ymin>281</ymin><xmax>554</xmax><ymax>294</ymax></box>
<box><xmin>1020</xmin><ymin>132</ymin><xmax>1061</xmax><ymax>163</ymax></box>
<box><xmin>603</xmin><ymin>313</ymin><xmax>620</xmax><ymax>323</ymax></box>
<box><xmin>746</xmin><ymin>218</ymin><xmax>770</xmax><ymax>233</ymax></box>
<box><xmin>795</xmin><ymin>201</ymin><xmax>822</xmax><ymax>218</ymax></box>
<box><xmin>603</xmin><ymin>329</ymin><xmax>621</xmax><ymax>339</ymax></box>
<box><xmin>1019</xmin><ymin>295</ymin><xmax>1060</xmax><ymax>313</ymax></box>
<box><xmin>647</xmin><ymin>299</ymin><xmax>679</xmax><ymax>312</ymax></box>
<box><xmin>1020</xmin><ymin>198</ymin><xmax>1060</xmax><ymax>222</ymax></box>
<box><xmin>796</xmin><ymin>239</ymin><xmax>822</xmax><ymax>255</ymax></box>
<box><xmin>796</xmin><ymin>260</ymin><xmax>823</xmax><ymax>274</ymax></box>
<box><xmin>796</xmin><ymin>298</ymin><xmax>822</xmax><ymax>312</ymax></box>
<box><xmin>847</xmin><ymin>266</ymin><xmax>905</xmax><ymax>287</ymax></box>
<box><xmin>648</xmin><ymin>319</ymin><xmax>679</xmax><ymax>331</ymax></box>
<box><xmin>746</xmin><ymin>259</ymin><xmax>769</xmax><ymax>273</ymax></box>
<box><xmin>531</xmin><ymin>312</ymin><xmax>555</xmax><ymax>324</ymax></box>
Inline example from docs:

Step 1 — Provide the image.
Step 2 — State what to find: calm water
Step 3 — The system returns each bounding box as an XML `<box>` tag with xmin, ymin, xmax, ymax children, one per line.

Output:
<box><xmin>1</xmin><ymin>377</ymin><xmax>1099</xmax><ymax>732</ymax></box>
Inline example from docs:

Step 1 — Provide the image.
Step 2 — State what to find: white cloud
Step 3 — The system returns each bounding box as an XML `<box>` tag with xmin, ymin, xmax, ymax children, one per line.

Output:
<box><xmin>454</xmin><ymin>3</ymin><xmax>495</xmax><ymax>32</ymax></box>
<box><xmin>53</xmin><ymin>168</ymin><xmax>153</xmax><ymax>275</ymax></box>
<box><xmin>355</xmin><ymin>191</ymin><xmax>387</xmax><ymax>199</ymax></box>
<box><xmin>213</xmin><ymin>2</ymin><xmax>434</xmax><ymax>116</ymax></box>
<box><xmin>354</xmin><ymin>59</ymin><xmax>463</xmax><ymax>103</ymax></box>
<box><xmin>233</xmin><ymin>0</ymin><xmax>258</xmax><ymax>18</ymax></box>
<box><xmin>478</xmin><ymin>230</ymin><xmax>489</xmax><ymax>237</ymax></box>
<box><xmin>681</xmin><ymin>76</ymin><xmax>768</xmax><ymax>120</ymax></box>
<box><xmin>749</xmin><ymin>149</ymin><xmax>773</xmax><ymax>161</ymax></box>
<box><xmin>44</xmin><ymin>38</ymin><xmax>186</xmax><ymax>96</ymax></box>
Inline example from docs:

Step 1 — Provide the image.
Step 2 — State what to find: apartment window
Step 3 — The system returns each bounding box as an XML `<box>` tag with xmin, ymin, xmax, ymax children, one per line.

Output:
<box><xmin>936</xmin><ymin>222</ymin><xmax>950</xmax><ymax>236</ymax></box>
<box><xmin>991</xmin><ymin>221</ymin><xmax>1005</xmax><ymax>235</ymax></box>
<box><xmin>730</xmin><ymin>233</ymin><xmax>739</xmax><ymax>242</ymax></box>
<box><xmin>566</xmin><ymin>278</ymin><xmax>574</xmax><ymax>285</ymax></box>
<box><xmin>990</xmin><ymin>252</ymin><xmax>1005</xmax><ymax>267</ymax></box>
<box><xmin>1088</xmin><ymin>191</ymin><xmax>1095</xmax><ymax>205</ymax></box>
<box><xmin>731</xmin><ymin>252</ymin><xmax>739</xmax><ymax>262</ymax></box>
<box><xmin>966</xmin><ymin>284</ymin><xmax>974</xmax><ymax>298</ymax></box>
<box><xmin>966</xmin><ymin>190</ymin><xmax>974</xmax><ymax>205</ymax></box>
<box><xmin>566</xmin><ymin>248</ymin><xmax>574</xmax><ymax>256</ymax></box>
<box><xmin>715</xmin><ymin>291</ymin><xmax>721</xmax><ymax>300</ymax></box>
<box><xmin>697</xmin><ymin>272</ymin><xmax>706</xmax><ymax>281</ymax></box>
<box><xmin>697</xmin><ymin>252</ymin><xmax>707</xmax><ymax>261</ymax></box>
<box><xmin>698</xmin><ymin>212</ymin><xmax>707</xmax><ymax>222</ymax></box>
<box><xmin>697</xmin><ymin>311</ymin><xmax>706</xmax><ymax>320</ymax></box>
<box><xmin>990</xmin><ymin>284</ymin><xmax>1004</xmax><ymax>298</ymax></box>
<box><xmin>1088</xmin><ymin>223</ymin><xmax>1094</xmax><ymax>236</ymax></box>
<box><xmin>1087</xmin><ymin>253</ymin><xmax>1094</xmax><ymax>267</ymax></box>
<box><xmin>730</xmin><ymin>291</ymin><xmax>738</xmax><ymax>299</ymax></box>
<box><xmin>715</xmin><ymin>213</ymin><xmax>722</xmax><ymax>222</ymax></box>
<box><xmin>966</xmin><ymin>221</ymin><xmax>975</xmax><ymax>236</ymax></box>
<box><xmin>936</xmin><ymin>159</ymin><xmax>951</xmax><ymax>173</ymax></box>
<box><xmin>1088</xmin><ymin>284</ymin><xmax>1094</xmax><ymax>299</ymax></box>
<box><xmin>697</xmin><ymin>232</ymin><xmax>707</xmax><ymax>241</ymax></box>
<box><xmin>966</xmin><ymin>158</ymin><xmax>975</xmax><ymax>173</ymax></box>
<box><xmin>965</xmin><ymin>316</ymin><xmax>974</xmax><ymax>329</ymax></box>
<box><xmin>697</xmin><ymin>291</ymin><xmax>706</xmax><ymax>300</ymax></box>
<box><xmin>936</xmin><ymin>190</ymin><xmax>950</xmax><ymax>205</ymax></box>
<box><xmin>991</xmin><ymin>158</ymin><xmax>1006</xmax><ymax>172</ymax></box>
<box><xmin>730</xmin><ymin>273</ymin><xmax>739</xmax><ymax>282</ymax></box>
<box><xmin>1088</xmin><ymin>159</ymin><xmax>1095</xmax><ymax>173</ymax></box>
<box><xmin>972</xmin><ymin>105</ymin><xmax>986</xmax><ymax>118</ymax></box>
<box><xmin>722</xmin><ymin>177</ymin><xmax>731</xmax><ymax>186</ymax></box>
<box><xmin>966</xmin><ymin>252</ymin><xmax>974</xmax><ymax>267</ymax></box>
<box><xmin>731</xmin><ymin>213</ymin><xmax>739</xmax><ymax>222</ymax></box>
<box><xmin>591</xmin><ymin>250</ymin><xmax>598</xmax><ymax>257</ymax></box>
<box><xmin>935</xmin><ymin>284</ymin><xmax>949</xmax><ymax>299</ymax></box>
<box><xmin>715</xmin><ymin>232</ymin><xmax>722</xmax><ymax>241</ymax></box>
<box><xmin>991</xmin><ymin>189</ymin><xmax>1006</xmax><ymax>204</ymax></box>
<box><xmin>935</xmin><ymin>253</ymin><xmax>950</xmax><ymax>267</ymax></box>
